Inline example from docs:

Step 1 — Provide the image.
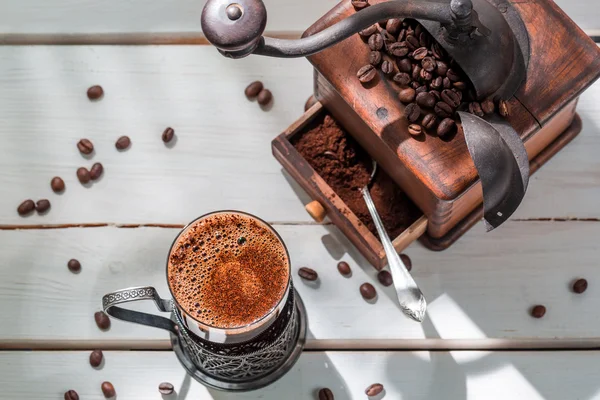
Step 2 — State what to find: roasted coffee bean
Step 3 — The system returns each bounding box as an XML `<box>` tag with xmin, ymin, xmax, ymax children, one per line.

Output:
<box><xmin>115</xmin><ymin>135</ymin><xmax>131</xmax><ymax>150</ymax></box>
<box><xmin>431</xmin><ymin>42</ymin><xmax>446</xmax><ymax>60</ymax></box>
<box><xmin>416</xmin><ymin>92</ymin><xmax>436</xmax><ymax>108</ymax></box>
<box><xmin>414</xmin><ymin>24</ymin><xmax>422</xmax><ymax>38</ymax></box>
<box><xmin>64</xmin><ymin>390</ymin><xmax>79</xmax><ymax>400</ymax></box>
<box><xmin>393</xmin><ymin>72</ymin><xmax>411</xmax><ymax>86</ymax></box>
<box><xmin>17</xmin><ymin>199</ymin><xmax>35</xmax><ymax>216</ymax></box>
<box><xmin>365</xmin><ymin>383</ymin><xmax>384</xmax><ymax>396</ymax></box>
<box><xmin>421</xmin><ymin>56</ymin><xmax>436</xmax><ymax>72</ymax></box>
<box><xmin>531</xmin><ymin>305</ymin><xmax>546</xmax><ymax>318</ymax></box>
<box><xmin>298</xmin><ymin>267</ymin><xmax>318</xmax><ymax>281</ymax></box>
<box><xmin>404</xmin><ymin>103</ymin><xmax>421</xmax><ymax>122</ymax></box>
<box><xmin>87</xmin><ymin>85</ymin><xmax>104</xmax><ymax>100</ymax></box>
<box><xmin>422</xmin><ymin>113</ymin><xmax>438</xmax><ymax>130</ymax></box>
<box><xmin>414</xmin><ymin>85</ymin><xmax>427</xmax><ymax>95</ymax></box>
<box><xmin>388</xmin><ymin>42</ymin><xmax>409</xmax><ymax>57</ymax></box>
<box><xmin>453</xmin><ymin>81</ymin><xmax>467</xmax><ymax>90</ymax></box>
<box><xmin>434</xmin><ymin>102</ymin><xmax>453</xmax><ymax>118</ymax></box>
<box><xmin>400</xmin><ymin>254</ymin><xmax>412</xmax><ymax>271</ymax></box>
<box><xmin>397</xmin><ymin>58</ymin><xmax>412</xmax><ymax>73</ymax></box>
<box><xmin>90</xmin><ymin>350</ymin><xmax>103</xmax><ymax>367</ymax></box>
<box><xmin>412</xmin><ymin>47</ymin><xmax>428</xmax><ymax>61</ymax></box>
<box><xmin>408</xmin><ymin>124</ymin><xmax>422</xmax><ymax>137</ymax></box>
<box><xmin>573</xmin><ymin>278</ymin><xmax>588</xmax><ymax>294</ymax></box>
<box><xmin>357</xmin><ymin>64</ymin><xmax>377</xmax><ymax>83</ymax></box>
<box><xmin>398</xmin><ymin>88</ymin><xmax>416</xmax><ymax>104</ymax></box>
<box><xmin>420</xmin><ymin>68</ymin><xmax>433</xmax><ymax>81</ymax></box>
<box><xmin>386</xmin><ymin>18</ymin><xmax>402</xmax><ymax>36</ymax></box>
<box><xmin>406</xmin><ymin>35</ymin><xmax>419</xmax><ymax>50</ymax></box>
<box><xmin>380</xmin><ymin>30</ymin><xmax>395</xmax><ymax>47</ymax></box>
<box><xmin>437</xmin><ymin>118</ymin><xmax>456</xmax><ymax>137</ymax></box>
<box><xmin>377</xmin><ymin>270</ymin><xmax>394</xmax><ymax>286</ymax></box>
<box><xmin>95</xmin><ymin>311</ymin><xmax>111</xmax><ymax>330</ymax></box>
<box><xmin>436</xmin><ymin>60</ymin><xmax>448</xmax><ymax>76</ymax></box>
<box><xmin>452</xmin><ymin>88</ymin><xmax>463</xmax><ymax>102</ymax></box>
<box><xmin>244</xmin><ymin>81</ymin><xmax>263</xmax><ymax>98</ymax></box>
<box><xmin>419</xmin><ymin>32</ymin><xmax>430</xmax><ymax>47</ymax></box>
<box><xmin>411</xmin><ymin>81</ymin><xmax>421</xmax><ymax>89</ymax></box>
<box><xmin>305</xmin><ymin>95</ymin><xmax>318</xmax><ymax>111</ymax></box>
<box><xmin>337</xmin><ymin>261</ymin><xmax>352</xmax><ymax>276</ymax></box>
<box><xmin>68</xmin><ymin>259</ymin><xmax>81</xmax><ymax>273</ymax></box>
<box><xmin>36</xmin><ymin>199</ymin><xmax>51</xmax><ymax>213</ymax></box>
<box><xmin>101</xmin><ymin>381</ymin><xmax>116</xmax><ymax>398</ymax></box>
<box><xmin>77</xmin><ymin>139</ymin><xmax>94</xmax><ymax>155</ymax></box>
<box><xmin>411</xmin><ymin>64</ymin><xmax>422</xmax><ymax>81</ymax></box>
<box><xmin>381</xmin><ymin>60</ymin><xmax>394</xmax><ymax>75</ymax></box>
<box><xmin>443</xmin><ymin>77</ymin><xmax>452</xmax><ymax>89</ymax></box>
<box><xmin>360</xmin><ymin>282</ymin><xmax>377</xmax><ymax>300</ymax></box>
<box><xmin>257</xmin><ymin>89</ymin><xmax>273</xmax><ymax>106</ymax></box>
<box><xmin>397</xmin><ymin>28</ymin><xmax>407</xmax><ymax>42</ymax></box>
<box><xmin>162</xmin><ymin>127</ymin><xmax>175</xmax><ymax>143</ymax></box>
<box><xmin>51</xmin><ymin>176</ymin><xmax>65</xmax><ymax>193</ymax></box>
<box><xmin>481</xmin><ymin>99</ymin><xmax>495</xmax><ymax>114</ymax></box>
<box><xmin>369</xmin><ymin>51</ymin><xmax>382</xmax><ymax>65</ymax></box>
<box><xmin>468</xmin><ymin>102</ymin><xmax>484</xmax><ymax>117</ymax></box>
<box><xmin>498</xmin><ymin>99</ymin><xmax>510</xmax><ymax>117</ymax></box>
<box><xmin>446</xmin><ymin>68</ymin><xmax>460</xmax><ymax>82</ymax></box>
<box><xmin>351</xmin><ymin>0</ymin><xmax>369</xmax><ymax>9</ymax></box>
<box><xmin>318</xmin><ymin>388</ymin><xmax>334</xmax><ymax>400</ymax></box>
<box><xmin>429</xmin><ymin>90</ymin><xmax>441</xmax><ymax>101</ymax></box>
<box><xmin>359</xmin><ymin>24</ymin><xmax>378</xmax><ymax>37</ymax></box>
<box><xmin>77</xmin><ymin>167</ymin><xmax>91</xmax><ymax>184</ymax></box>
<box><xmin>441</xmin><ymin>89</ymin><xmax>461</xmax><ymax>108</ymax></box>
<box><xmin>368</xmin><ymin>33</ymin><xmax>383</xmax><ymax>51</ymax></box>
<box><xmin>90</xmin><ymin>162</ymin><xmax>104</xmax><ymax>180</ymax></box>
<box><xmin>158</xmin><ymin>382</ymin><xmax>175</xmax><ymax>395</ymax></box>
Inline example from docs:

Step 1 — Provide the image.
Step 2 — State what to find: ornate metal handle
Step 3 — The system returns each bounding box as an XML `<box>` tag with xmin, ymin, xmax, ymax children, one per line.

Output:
<box><xmin>201</xmin><ymin>0</ymin><xmax>481</xmax><ymax>58</ymax></box>
<box><xmin>102</xmin><ymin>286</ymin><xmax>177</xmax><ymax>333</ymax></box>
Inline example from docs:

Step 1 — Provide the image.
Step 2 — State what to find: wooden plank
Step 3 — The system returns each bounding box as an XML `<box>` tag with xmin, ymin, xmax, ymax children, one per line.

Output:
<box><xmin>2</xmin><ymin>350</ymin><xmax>600</xmax><ymax>399</ymax></box>
<box><xmin>0</xmin><ymin>0</ymin><xmax>596</xmax><ymax>38</ymax></box>
<box><xmin>1</xmin><ymin>221</ymin><xmax>599</xmax><ymax>348</ymax></box>
<box><xmin>0</xmin><ymin>46</ymin><xmax>598</xmax><ymax>225</ymax></box>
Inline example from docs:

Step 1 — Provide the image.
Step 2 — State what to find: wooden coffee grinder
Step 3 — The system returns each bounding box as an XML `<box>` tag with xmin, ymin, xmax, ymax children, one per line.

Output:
<box><xmin>201</xmin><ymin>0</ymin><xmax>600</xmax><ymax>268</ymax></box>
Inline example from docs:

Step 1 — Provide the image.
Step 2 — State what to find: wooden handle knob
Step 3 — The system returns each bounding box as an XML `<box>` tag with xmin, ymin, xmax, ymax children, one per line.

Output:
<box><xmin>305</xmin><ymin>201</ymin><xmax>327</xmax><ymax>223</ymax></box>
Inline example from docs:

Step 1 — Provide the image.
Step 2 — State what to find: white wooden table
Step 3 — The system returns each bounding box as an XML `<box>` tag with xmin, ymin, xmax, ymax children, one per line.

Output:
<box><xmin>0</xmin><ymin>2</ymin><xmax>599</xmax><ymax>399</ymax></box>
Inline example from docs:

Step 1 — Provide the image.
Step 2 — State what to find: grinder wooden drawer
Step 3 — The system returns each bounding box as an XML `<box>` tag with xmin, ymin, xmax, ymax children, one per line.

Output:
<box><xmin>272</xmin><ymin>101</ymin><xmax>427</xmax><ymax>270</ymax></box>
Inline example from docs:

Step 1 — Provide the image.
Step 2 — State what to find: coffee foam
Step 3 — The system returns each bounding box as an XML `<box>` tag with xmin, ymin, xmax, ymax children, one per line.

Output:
<box><xmin>167</xmin><ymin>213</ymin><xmax>289</xmax><ymax>329</ymax></box>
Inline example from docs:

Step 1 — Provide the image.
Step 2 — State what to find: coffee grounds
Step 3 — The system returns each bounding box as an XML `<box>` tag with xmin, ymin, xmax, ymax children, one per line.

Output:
<box><xmin>293</xmin><ymin>114</ymin><xmax>421</xmax><ymax>239</ymax></box>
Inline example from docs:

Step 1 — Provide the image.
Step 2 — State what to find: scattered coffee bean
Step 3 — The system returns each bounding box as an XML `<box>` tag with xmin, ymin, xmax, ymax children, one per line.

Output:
<box><xmin>412</xmin><ymin>47</ymin><xmax>428</xmax><ymax>61</ymax></box>
<box><xmin>64</xmin><ymin>390</ymin><xmax>79</xmax><ymax>400</ymax></box>
<box><xmin>437</xmin><ymin>118</ymin><xmax>456</xmax><ymax>137</ymax></box>
<box><xmin>369</xmin><ymin>51</ymin><xmax>382</xmax><ymax>66</ymax></box>
<box><xmin>359</xmin><ymin>24</ymin><xmax>378</xmax><ymax>37</ymax></box>
<box><xmin>318</xmin><ymin>388</ymin><xmax>334</xmax><ymax>400</ymax></box>
<box><xmin>115</xmin><ymin>136</ymin><xmax>131</xmax><ymax>150</ymax></box>
<box><xmin>95</xmin><ymin>311</ymin><xmax>111</xmax><ymax>330</ymax></box>
<box><xmin>498</xmin><ymin>99</ymin><xmax>510</xmax><ymax>117</ymax></box>
<box><xmin>468</xmin><ymin>102</ymin><xmax>484</xmax><ymax>117</ymax></box>
<box><xmin>101</xmin><ymin>381</ymin><xmax>116</xmax><ymax>398</ymax></box>
<box><xmin>446</xmin><ymin>69</ymin><xmax>460</xmax><ymax>82</ymax></box>
<box><xmin>422</xmin><ymin>113</ymin><xmax>438</xmax><ymax>130</ymax></box>
<box><xmin>381</xmin><ymin>60</ymin><xmax>394</xmax><ymax>75</ymax></box>
<box><xmin>257</xmin><ymin>89</ymin><xmax>273</xmax><ymax>106</ymax></box>
<box><xmin>388</xmin><ymin>42</ymin><xmax>409</xmax><ymax>57</ymax></box>
<box><xmin>162</xmin><ymin>127</ymin><xmax>175</xmax><ymax>143</ymax></box>
<box><xmin>351</xmin><ymin>0</ymin><xmax>369</xmax><ymax>9</ymax></box>
<box><xmin>298</xmin><ymin>267</ymin><xmax>318</xmax><ymax>281</ymax></box>
<box><xmin>368</xmin><ymin>33</ymin><xmax>383</xmax><ymax>51</ymax></box>
<box><xmin>77</xmin><ymin>167</ymin><xmax>91</xmax><ymax>184</ymax></box>
<box><xmin>481</xmin><ymin>99</ymin><xmax>495</xmax><ymax>114</ymax></box>
<box><xmin>244</xmin><ymin>81</ymin><xmax>263</xmax><ymax>99</ymax></box>
<box><xmin>90</xmin><ymin>162</ymin><xmax>104</xmax><ymax>181</ymax></box>
<box><xmin>87</xmin><ymin>85</ymin><xmax>104</xmax><ymax>100</ymax></box>
<box><xmin>90</xmin><ymin>350</ymin><xmax>103</xmax><ymax>367</ymax></box>
<box><xmin>408</xmin><ymin>124</ymin><xmax>422</xmax><ymax>136</ymax></box>
<box><xmin>365</xmin><ymin>383</ymin><xmax>384</xmax><ymax>396</ymax></box>
<box><xmin>36</xmin><ymin>199</ymin><xmax>51</xmax><ymax>213</ymax></box>
<box><xmin>531</xmin><ymin>305</ymin><xmax>546</xmax><ymax>318</ymax></box>
<box><xmin>68</xmin><ymin>259</ymin><xmax>81</xmax><ymax>273</ymax></box>
<box><xmin>77</xmin><ymin>139</ymin><xmax>94</xmax><ymax>155</ymax></box>
<box><xmin>158</xmin><ymin>382</ymin><xmax>175</xmax><ymax>395</ymax></box>
<box><xmin>406</xmin><ymin>35</ymin><xmax>419</xmax><ymax>50</ymax></box>
<box><xmin>397</xmin><ymin>58</ymin><xmax>412</xmax><ymax>73</ymax></box>
<box><xmin>386</xmin><ymin>18</ymin><xmax>402</xmax><ymax>36</ymax></box>
<box><xmin>305</xmin><ymin>95</ymin><xmax>318</xmax><ymax>111</ymax></box>
<box><xmin>357</xmin><ymin>64</ymin><xmax>377</xmax><ymax>84</ymax></box>
<box><xmin>441</xmin><ymin>89</ymin><xmax>461</xmax><ymax>108</ymax></box>
<box><xmin>404</xmin><ymin>103</ymin><xmax>421</xmax><ymax>122</ymax></box>
<box><xmin>416</xmin><ymin>92</ymin><xmax>436</xmax><ymax>108</ymax></box>
<box><xmin>400</xmin><ymin>253</ymin><xmax>412</xmax><ymax>271</ymax></box>
<box><xmin>398</xmin><ymin>88</ymin><xmax>416</xmax><ymax>104</ymax></box>
<box><xmin>393</xmin><ymin>72</ymin><xmax>411</xmax><ymax>86</ymax></box>
<box><xmin>337</xmin><ymin>261</ymin><xmax>352</xmax><ymax>276</ymax></box>
<box><xmin>51</xmin><ymin>177</ymin><xmax>65</xmax><ymax>193</ymax></box>
<box><xmin>17</xmin><ymin>199</ymin><xmax>35</xmax><ymax>216</ymax></box>
<box><xmin>573</xmin><ymin>278</ymin><xmax>588</xmax><ymax>294</ymax></box>
<box><xmin>434</xmin><ymin>102</ymin><xmax>453</xmax><ymax>118</ymax></box>
<box><xmin>377</xmin><ymin>270</ymin><xmax>393</xmax><ymax>286</ymax></box>
<box><xmin>360</xmin><ymin>282</ymin><xmax>377</xmax><ymax>300</ymax></box>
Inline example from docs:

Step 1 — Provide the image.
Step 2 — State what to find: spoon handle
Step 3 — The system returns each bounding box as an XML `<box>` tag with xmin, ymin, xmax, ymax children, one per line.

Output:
<box><xmin>361</xmin><ymin>188</ymin><xmax>427</xmax><ymax>322</ymax></box>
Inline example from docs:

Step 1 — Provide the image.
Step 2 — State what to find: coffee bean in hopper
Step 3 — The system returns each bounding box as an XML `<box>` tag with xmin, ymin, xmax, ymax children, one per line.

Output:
<box><xmin>87</xmin><ymin>85</ymin><xmax>104</xmax><ymax>100</ymax></box>
<box><xmin>257</xmin><ymin>89</ymin><xmax>273</xmax><ymax>106</ymax></box>
<box><xmin>68</xmin><ymin>259</ymin><xmax>81</xmax><ymax>273</ymax></box>
<box><xmin>36</xmin><ymin>199</ymin><xmax>51</xmax><ymax>213</ymax></box>
<box><xmin>17</xmin><ymin>199</ymin><xmax>35</xmax><ymax>216</ymax></box>
<box><xmin>377</xmin><ymin>270</ymin><xmax>393</xmax><ymax>287</ymax></box>
<box><xmin>162</xmin><ymin>127</ymin><xmax>175</xmax><ymax>143</ymax></box>
<box><xmin>89</xmin><ymin>349</ymin><xmax>103</xmax><ymax>367</ymax></box>
<box><xmin>498</xmin><ymin>99</ymin><xmax>510</xmax><ymax>117</ymax></box>
<box><xmin>481</xmin><ymin>99</ymin><xmax>495</xmax><ymax>114</ymax></box>
<box><xmin>360</xmin><ymin>283</ymin><xmax>377</xmax><ymax>300</ymax></box>
<box><xmin>77</xmin><ymin>167</ymin><xmax>91</xmax><ymax>184</ymax></box>
<box><xmin>244</xmin><ymin>81</ymin><xmax>263</xmax><ymax>99</ymax></box>
<box><xmin>365</xmin><ymin>383</ymin><xmax>384</xmax><ymax>396</ymax></box>
<box><xmin>115</xmin><ymin>135</ymin><xmax>131</xmax><ymax>150</ymax></box>
<box><xmin>298</xmin><ymin>267</ymin><xmax>318</xmax><ymax>281</ymax></box>
<box><xmin>357</xmin><ymin>64</ymin><xmax>377</xmax><ymax>84</ymax></box>
<box><xmin>101</xmin><ymin>381</ymin><xmax>116</xmax><ymax>398</ymax></box>
<box><xmin>95</xmin><ymin>311</ymin><xmax>111</xmax><ymax>330</ymax></box>
<box><xmin>77</xmin><ymin>139</ymin><xmax>94</xmax><ymax>155</ymax></box>
<box><xmin>51</xmin><ymin>177</ymin><xmax>65</xmax><ymax>193</ymax></box>
<box><xmin>337</xmin><ymin>261</ymin><xmax>351</xmax><ymax>276</ymax></box>
<box><xmin>468</xmin><ymin>102</ymin><xmax>484</xmax><ymax>117</ymax></box>
<box><xmin>64</xmin><ymin>390</ymin><xmax>79</xmax><ymax>400</ymax></box>
<box><xmin>573</xmin><ymin>278</ymin><xmax>588</xmax><ymax>294</ymax></box>
<box><xmin>90</xmin><ymin>163</ymin><xmax>104</xmax><ymax>181</ymax></box>
<box><xmin>318</xmin><ymin>388</ymin><xmax>334</xmax><ymax>400</ymax></box>
<box><xmin>159</xmin><ymin>382</ymin><xmax>175</xmax><ymax>395</ymax></box>
<box><xmin>531</xmin><ymin>305</ymin><xmax>546</xmax><ymax>318</ymax></box>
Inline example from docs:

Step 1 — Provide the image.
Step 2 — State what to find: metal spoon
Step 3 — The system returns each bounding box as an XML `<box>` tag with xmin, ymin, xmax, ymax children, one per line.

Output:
<box><xmin>361</xmin><ymin>160</ymin><xmax>427</xmax><ymax>322</ymax></box>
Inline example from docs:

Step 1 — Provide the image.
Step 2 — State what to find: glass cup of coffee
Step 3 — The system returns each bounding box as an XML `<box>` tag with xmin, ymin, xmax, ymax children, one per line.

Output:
<box><xmin>102</xmin><ymin>210</ymin><xmax>307</xmax><ymax>391</ymax></box>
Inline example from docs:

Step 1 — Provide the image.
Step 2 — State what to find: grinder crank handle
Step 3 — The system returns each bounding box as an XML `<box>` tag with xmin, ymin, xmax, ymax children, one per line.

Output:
<box><xmin>201</xmin><ymin>0</ymin><xmax>482</xmax><ymax>59</ymax></box>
